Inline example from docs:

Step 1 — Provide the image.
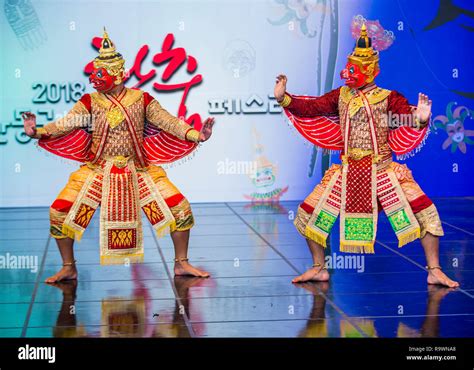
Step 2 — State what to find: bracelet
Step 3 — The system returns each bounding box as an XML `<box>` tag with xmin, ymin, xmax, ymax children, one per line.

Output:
<box><xmin>34</xmin><ymin>127</ymin><xmax>48</xmax><ymax>139</ymax></box>
<box><xmin>425</xmin><ymin>265</ymin><xmax>442</xmax><ymax>271</ymax></box>
<box><xmin>185</xmin><ymin>129</ymin><xmax>200</xmax><ymax>143</ymax></box>
<box><xmin>278</xmin><ymin>94</ymin><xmax>292</xmax><ymax>108</ymax></box>
<box><xmin>174</xmin><ymin>257</ymin><xmax>189</xmax><ymax>263</ymax></box>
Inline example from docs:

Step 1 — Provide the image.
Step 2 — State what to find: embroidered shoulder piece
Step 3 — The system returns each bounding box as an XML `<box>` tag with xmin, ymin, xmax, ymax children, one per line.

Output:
<box><xmin>340</xmin><ymin>86</ymin><xmax>392</xmax><ymax>117</ymax></box>
<box><xmin>91</xmin><ymin>88</ymin><xmax>144</xmax><ymax>110</ymax></box>
<box><xmin>90</xmin><ymin>92</ymin><xmax>112</xmax><ymax>110</ymax></box>
<box><xmin>120</xmin><ymin>88</ymin><xmax>143</xmax><ymax>107</ymax></box>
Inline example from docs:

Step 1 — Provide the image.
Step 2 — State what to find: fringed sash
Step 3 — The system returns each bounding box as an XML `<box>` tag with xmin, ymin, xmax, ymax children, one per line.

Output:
<box><xmin>62</xmin><ymin>158</ymin><xmax>175</xmax><ymax>264</ymax></box>
<box><xmin>99</xmin><ymin>159</ymin><xmax>144</xmax><ymax>264</ymax></box>
<box><xmin>305</xmin><ymin>90</ymin><xmax>420</xmax><ymax>253</ymax></box>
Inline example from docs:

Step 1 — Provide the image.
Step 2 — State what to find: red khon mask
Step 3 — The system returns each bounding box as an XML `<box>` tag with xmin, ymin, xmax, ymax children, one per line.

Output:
<box><xmin>340</xmin><ymin>23</ymin><xmax>380</xmax><ymax>89</ymax></box>
<box><xmin>340</xmin><ymin>62</ymin><xmax>370</xmax><ymax>89</ymax></box>
<box><xmin>90</xmin><ymin>28</ymin><xmax>126</xmax><ymax>93</ymax></box>
<box><xmin>89</xmin><ymin>67</ymin><xmax>117</xmax><ymax>93</ymax></box>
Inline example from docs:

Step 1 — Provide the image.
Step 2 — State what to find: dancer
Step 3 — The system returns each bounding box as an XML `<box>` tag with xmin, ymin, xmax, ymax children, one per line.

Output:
<box><xmin>274</xmin><ymin>24</ymin><xmax>458</xmax><ymax>288</ymax></box>
<box><xmin>23</xmin><ymin>29</ymin><xmax>214</xmax><ymax>282</ymax></box>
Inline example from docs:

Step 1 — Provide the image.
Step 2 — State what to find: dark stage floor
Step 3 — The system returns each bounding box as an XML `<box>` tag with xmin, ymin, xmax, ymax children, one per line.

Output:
<box><xmin>0</xmin><ymin>198</ymin><xmax>473</xmax><ymax>338</ymax></box>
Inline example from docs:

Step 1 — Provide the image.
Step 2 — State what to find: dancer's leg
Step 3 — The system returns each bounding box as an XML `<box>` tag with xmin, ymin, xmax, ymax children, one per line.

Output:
<box><xmin>172</xmin><ymin>230</ymin><xmax>210</xmax><ymax>278</ymax></box>
<box><xmin>292</xmin><ymin>239</ymin><xmax>329</xmax><ymax>283</ymax></box>
<box><xmin>45</xmin><ymin>237</ymin><xmax>77</xmax><ymax>283</ymax></box>
<box><xmin>421</xmin><ymin>233</ymin><xmax>459</xmax><ymax>288</ymax></box>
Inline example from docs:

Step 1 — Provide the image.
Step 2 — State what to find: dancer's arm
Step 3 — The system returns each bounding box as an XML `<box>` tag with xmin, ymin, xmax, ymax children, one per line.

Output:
<box><xmin>274</xmin><ymin>75</ymin><xmax>343</xmax><ymax>150</ymax></box>
<box><xmin>274</xmin><ymin>74</ymin><xmax>340</xmax><ymax>117</ymax></box>
<box><xmin>144</xmin><ymin>92</ymin><xmax>214</xmax><ymax>142</ymax></box>
<box><xmin>387</xmin><ymin>90</ymin><xmax>432</xmax><ymax>129</ymax></box>
<box><xmin>387</xmin><ymin>91</ymin><xmax>431</xmax><ymax>155</ymax></box>
<box><xmin>23</xmin><ymin>95</ymin><xmax>91</xmax><ymax>139</ymax></box>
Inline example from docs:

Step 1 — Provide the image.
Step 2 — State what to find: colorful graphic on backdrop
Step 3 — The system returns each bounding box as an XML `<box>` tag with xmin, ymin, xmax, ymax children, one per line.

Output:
<box><xmin>3</xmin><ymin>0</ymin><xmax>47</xmax><ymax>50</ymax></box>
<box><xmin>222</xmin><ymin>39</ymin><xmax>256</xmax><ymax>78</ymax></box>
<box><xmin>244</xmin><ymin>128</ymin><xmax>288</xmax><ymax>202</ymax></box>
<box><xmin>433</xmin><ymin>102</ymin><xmax>474</xmax><ymax>154</ymax></box>
<box><xmin>0</xmin><ymin>32</ymin><xmax>204</xmax><ymax>149</ymax></box>
<box><xmin>84</xmin><ymin>33</ymin><xmax>204</xmax><ymax>130</ymax></box>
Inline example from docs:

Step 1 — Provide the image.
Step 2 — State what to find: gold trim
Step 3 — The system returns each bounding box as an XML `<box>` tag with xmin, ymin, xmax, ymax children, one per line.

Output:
<box><xmin>185</xmin><ymin>129</ymin><xmax>200</xmax><ymax>143</ymax></box>
<box><xmin>35</xmin><ymin>127</ymin><xmax>48</xmax><ymax>139</ymax></box>
<box><xmin>340</xmin><ymin>86</ymin><xmax>391</xmax><ymax>118</ymax></box>
<box><xmin>279</xmin><ymin>94</ymin><xmax>292</xmax><ymax>108</ymax></box>
<box><xmin>107</xmin><ymin>155</ymin><xmax>130</xmax><ymax>168</ymax></box>
<box><xmin>347</xmin><ymin>148</ymin><xmax>373</xmax><ymax>161</ymax></box>
<box><xmin>91</xmin><ymin>92</ymin><xmax>113</xmax><ymax>110</ymax></box>
<box><xmin>91</xmin><ymin>88</ymin><xmax>144</xmax><ymax>111</ymax></box>
<box><xmin>119</xmin><ymin>88</ymin><xmax>143</xmax><ymax>107</ymax></box>
<box><xmin>106</xmin><ymin>106</ymin><xmax>125</xmax><ymax>128</ymax></box>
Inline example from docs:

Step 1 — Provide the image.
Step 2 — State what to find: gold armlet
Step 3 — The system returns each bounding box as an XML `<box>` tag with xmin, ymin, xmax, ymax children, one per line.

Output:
<box><xmin>279</xmin><ymin>94</ymin><xmax>292</xmax><ymax>108</ymax></box>
<box><xmin>35</xmin><ymin>127</ymin><xmax>48</xmax><ymax>139</ymax></box>
<box><xmin>185</xmin><ymin>129</ymin><xmax>200</xmax><ymax>143</ymax></box>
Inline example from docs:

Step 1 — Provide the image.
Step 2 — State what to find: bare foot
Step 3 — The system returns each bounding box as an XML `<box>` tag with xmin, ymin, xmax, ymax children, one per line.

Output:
<box><xmin>427</xmin><ymin>268</ymin><xmax>459</xmax><ymax>288</ymax></box>
<box><xmin>45</xmin><ymin>265</ymin><xmax>78</xmax><ymax>284</ymax></box>
<box><xmin>174</xmin><ymin>261</ymin><xmax>210</xmax><ymax>278</ymax></box>
<box><xmin>292</xmin><ymin>266</ymin><xmax>329</xmax><ymax>283</ymax></box>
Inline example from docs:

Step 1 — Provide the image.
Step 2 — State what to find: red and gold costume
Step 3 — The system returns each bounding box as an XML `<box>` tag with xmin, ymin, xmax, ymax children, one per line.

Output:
<box><xmin>35</xmin><ymin>30</ymin><xmax>201</xmax><ymax>264</ymax></box>
<box><xmin>281</xmin><ymin>25</ymin><xmax>443</xmax><ymax>253</ymax></box>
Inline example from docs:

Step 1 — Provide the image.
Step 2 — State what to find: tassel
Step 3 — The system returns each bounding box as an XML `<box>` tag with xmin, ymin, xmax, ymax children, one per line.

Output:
<box><xmin>397</xmin><ymin>228</ymin><xmax>421</xmax><ymax>248</ymax></box>
<box><xmin>282</xmin><ymin>114</ymin><xmax>342</xmax><ymax>155</ymax></box>
<box><xmin>340</xmin><ymin>241</ymin><xmax>375</xmax><ymax>254</ymax></box>
<box><xmin>61</xmin><ymin>224</ymin><xmax>83</xmax><ymax>242</ymax></box>
<box><xmin>153</xmin><ymin>220</ymin><xmax>176</xmax><ymax>238</ymax></box>
<box><xmin>35</xmin><ymin>140</ymin><xmax>82</xmax><ymax>168</ymax></box>
<box><xmin>160</xmin><ymin>143</ymin><xmax>202</xmax><ymax>170</ymax></box>
<box><xmin>396</xmin><ymin>128</ymin><xmax>431</xmax><ymax>160</ymax></box>
<box><xmin>100</xmin><ymin>253</ymin><xmax>144</xmax><ymax>265</ymax></box>
<box><xmin>304</xmin><ymin>226</ymin><xmax>328</xmax><ymax>248</ymax></box>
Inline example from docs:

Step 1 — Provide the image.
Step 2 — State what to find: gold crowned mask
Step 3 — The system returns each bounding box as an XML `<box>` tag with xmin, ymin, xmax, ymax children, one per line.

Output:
<box><xmin>93</xmin><ymin>28</ymin><xmax>126</xmax><ymax>85</ymax></box>
<box><xmin>347</xmin><ymin>23</ymin><xmax>379</xmax><ymax>84</ymax></box>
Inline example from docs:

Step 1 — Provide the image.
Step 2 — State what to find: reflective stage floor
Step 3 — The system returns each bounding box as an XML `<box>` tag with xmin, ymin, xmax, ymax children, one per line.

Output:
<box><xmin>0</xmin><ymin>198</ymin><xmax>473</xmax><ymax>338</ymax></box>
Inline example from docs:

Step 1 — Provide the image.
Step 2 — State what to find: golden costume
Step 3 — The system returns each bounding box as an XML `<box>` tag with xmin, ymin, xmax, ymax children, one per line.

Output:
<box><xmin>36</xmin><ymin>30</ymin><xmax>201</xmax><ymax>264</ymax></box>
<box><xmin>280</xmin><ymin>25</ymin><xmax>443</xmax><ymax>253</ymax></box>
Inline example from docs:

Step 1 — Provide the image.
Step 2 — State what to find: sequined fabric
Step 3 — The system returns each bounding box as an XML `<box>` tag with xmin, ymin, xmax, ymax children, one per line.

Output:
<box><xmin>294</xmin><ymin>161</ymin><xmax>444</xmax><ymax>241</ymax></box>
<box><xmin>339</xmin><ymin>89</ymin><xmax>392</xmax><ymax>157</ymax></box>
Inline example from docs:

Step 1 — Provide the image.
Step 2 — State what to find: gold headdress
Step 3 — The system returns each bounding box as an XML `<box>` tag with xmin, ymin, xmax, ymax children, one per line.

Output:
<box><xmin>347</xmin><ymin>23</ymin><xmax>379</xmax><ymax>83</ymax></box>
<box><xmin>93</xmin><ymin>27</ymin><xmax>125</xmax><ymax>85</ymax></box>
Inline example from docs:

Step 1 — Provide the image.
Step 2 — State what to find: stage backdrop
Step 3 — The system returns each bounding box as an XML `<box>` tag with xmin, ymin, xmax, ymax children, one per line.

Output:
<box><xmin>0</xmin><ymin>0</ymin><xmax>473</xmax><ymax>207</ymax></box>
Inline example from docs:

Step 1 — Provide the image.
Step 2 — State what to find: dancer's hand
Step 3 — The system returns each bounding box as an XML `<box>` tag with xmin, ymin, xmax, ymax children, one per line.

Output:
<box><xmin>22</xmin><ymin>112</ymin><xmax>37</xmax><ymax>138</ymax></box>
<box><xmin>415</xmin><ymin>93</ymin><xmax>432</xmax><ymax>126</ymax></box>
<box><xmin>199</xmin><ymin>117</ymin><xmax>215</xmax><ymax>142</ymax></box>
<box><xmin>274</xmin><ymin>74</ymin><xmax>287</xmax><ymax>102</ymax></box>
